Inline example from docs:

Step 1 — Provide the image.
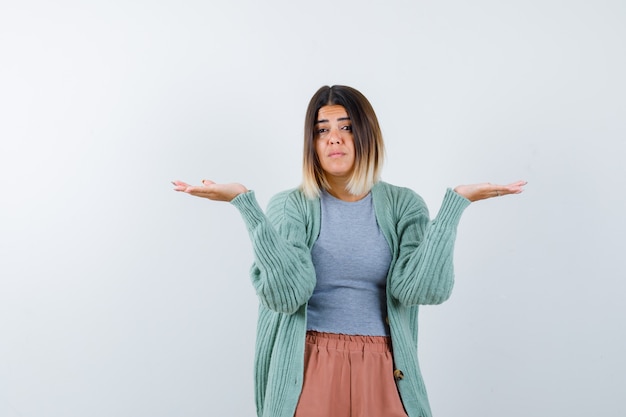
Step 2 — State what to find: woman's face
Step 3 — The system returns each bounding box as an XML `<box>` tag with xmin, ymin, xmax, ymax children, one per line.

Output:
<box><xmin>314</xmin><ymin>105</ymin><xmax>356</xmax><ymax>181</ymax></box>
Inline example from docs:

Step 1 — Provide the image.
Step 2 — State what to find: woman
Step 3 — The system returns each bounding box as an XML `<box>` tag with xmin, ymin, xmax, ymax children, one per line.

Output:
<box><xmin>173</xmin><ymin>85</ymin><xmax>526</xmax><ymax>417</ymax></box>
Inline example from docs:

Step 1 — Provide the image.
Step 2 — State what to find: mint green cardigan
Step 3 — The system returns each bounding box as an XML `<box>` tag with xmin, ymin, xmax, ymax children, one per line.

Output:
<box><xmin>230</xmin><ymin>181</ymin><xmax>470</xmax><ymax>417</ymax></box>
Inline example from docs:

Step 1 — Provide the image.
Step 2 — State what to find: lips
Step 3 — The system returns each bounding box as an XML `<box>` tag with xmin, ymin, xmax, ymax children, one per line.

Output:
<box><xmin>328</xmin><ymin>152</ymin><xmax>345</xmax><ymax>158</ymax></box>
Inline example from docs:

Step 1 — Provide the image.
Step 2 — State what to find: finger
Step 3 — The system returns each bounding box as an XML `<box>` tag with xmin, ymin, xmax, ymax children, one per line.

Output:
<box><xmin>186</xmin><ymin>185</ymin><xmax>213</xmax><ymax>195</ymax></box>
<box><xmin>507</xmin><ymin>180</ymin><xmax>527</xmax><ymax>187</ymax></box>
<box><xmin>172</xmin><ymin>180</ymin><xmax>190</xmax><ymax>191</ymax></box>
<box><xmin>506</xmin><ymin>180</ymin><xmax>527</xmax><ymax>193</ymax></box>
<box><xmin>493</xmin><ymin>185</ymin><xmax>512</xmax><ymax>197</ymax></box>
<box><xmin>497</xmin><ymin>181</ymin><xmax>527</xmax><ymax>196</ymax></box>
<box><xmin>201</xmin><ymin>179</ymin><xmax>215</xmax><ymax>186</ymax></box>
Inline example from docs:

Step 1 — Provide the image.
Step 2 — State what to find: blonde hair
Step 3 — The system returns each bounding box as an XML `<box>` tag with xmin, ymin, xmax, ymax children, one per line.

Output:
<box><xmin>301</xmin><ymin>85</ymin><xmax>385</xmax><ymax>199</ymax></box>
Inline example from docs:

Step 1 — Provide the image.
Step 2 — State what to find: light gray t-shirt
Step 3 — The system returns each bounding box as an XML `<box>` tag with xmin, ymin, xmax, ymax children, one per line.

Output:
<box><xmin>307</xmin><ymin>190</ymin><xmax>392</xmax><ymax>336</ymax></box>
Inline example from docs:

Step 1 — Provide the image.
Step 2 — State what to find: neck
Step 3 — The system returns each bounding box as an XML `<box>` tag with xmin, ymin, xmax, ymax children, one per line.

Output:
<box><xmin>325</xmin><ymin>179</ymin><xmax>368</xmax><ymax>202</ymax></box>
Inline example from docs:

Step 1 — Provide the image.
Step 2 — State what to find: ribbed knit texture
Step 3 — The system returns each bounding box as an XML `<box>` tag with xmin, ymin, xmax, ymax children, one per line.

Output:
<box><xmin>230</xmin><ymin>182</ymin><xmax>470</xmax><ymax>417</ymax></box>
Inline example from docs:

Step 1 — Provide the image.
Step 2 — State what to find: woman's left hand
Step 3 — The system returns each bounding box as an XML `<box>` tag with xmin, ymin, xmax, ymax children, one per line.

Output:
<box><xmin>453</xmin><ymin>180</ymin><xmax>527</xmax><ymax>202</ymax></box>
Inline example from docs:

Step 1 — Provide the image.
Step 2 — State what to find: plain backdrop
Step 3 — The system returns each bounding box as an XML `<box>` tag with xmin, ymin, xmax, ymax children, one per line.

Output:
<box><xmin>1</xmin><ymin>1</ymin><xmax>625</xmax><ymax>416</ymax></box>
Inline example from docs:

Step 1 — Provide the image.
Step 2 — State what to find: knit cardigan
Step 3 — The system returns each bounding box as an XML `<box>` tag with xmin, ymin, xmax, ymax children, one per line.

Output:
<box><xmin>230</xmin><ymin>181</ymin><xmax>470</xmax><ymax>417</ymax></box>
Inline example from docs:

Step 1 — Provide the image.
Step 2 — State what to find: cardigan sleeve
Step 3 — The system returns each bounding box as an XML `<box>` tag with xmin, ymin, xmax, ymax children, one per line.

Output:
<box><xmin>230</xmin><ymin>190</ymin><xmax>317</xmax><ymax>314</ymax></box>
<box><xmin>388</xmin><ymin>188</ymin><xmax>470</xmax><ymax>305</ymax></box>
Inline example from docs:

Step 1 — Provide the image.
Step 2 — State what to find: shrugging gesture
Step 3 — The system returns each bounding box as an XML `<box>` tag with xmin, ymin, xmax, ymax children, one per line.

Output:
<box><xmin>172</xmin><ymin>179</ymin><xmax>528</xmax><ymax>204</ymax></box>
<box><xmin>172</xmin><ymin>85</ymin><xmax>528</xmax><ymax>417</ymax></box>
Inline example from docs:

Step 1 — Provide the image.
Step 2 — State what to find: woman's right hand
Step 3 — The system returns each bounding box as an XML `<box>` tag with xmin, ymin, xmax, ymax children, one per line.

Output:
<box><xmin>172</xmin><ymin>180</ymin><xmax>248</xmax><ymax>202</ymax></box>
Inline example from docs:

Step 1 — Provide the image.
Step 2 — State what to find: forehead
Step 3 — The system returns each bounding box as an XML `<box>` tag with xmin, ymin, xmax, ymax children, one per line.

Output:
<box><xmin>316</xmin><ymin>105</ymin><xmax>349</xmax><ymax>122</ymax></box>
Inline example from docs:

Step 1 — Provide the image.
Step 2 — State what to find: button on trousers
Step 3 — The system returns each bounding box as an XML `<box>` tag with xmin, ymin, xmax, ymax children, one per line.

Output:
<box><xmin>294</xmin><ymin>331</ymin><xmax>408</xmax><ymax>417</ymax></box>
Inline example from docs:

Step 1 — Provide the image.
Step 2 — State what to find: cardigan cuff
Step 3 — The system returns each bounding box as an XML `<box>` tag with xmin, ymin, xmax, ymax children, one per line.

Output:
<box><xmin>434</xmin><ymin>188</ymin><xmax>471</xmax><ymax>227</ymax></box>
<box><xmin>230</xmin><ymin>190</ymin><xmax>266</xmax><ymax>231</ymax></box>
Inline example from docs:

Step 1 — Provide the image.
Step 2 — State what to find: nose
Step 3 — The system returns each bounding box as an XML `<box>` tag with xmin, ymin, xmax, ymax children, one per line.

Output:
<box><xmin>328</xmin><ymin>129</ymin><xmax>343</xmax><ymax>144</ymax></box>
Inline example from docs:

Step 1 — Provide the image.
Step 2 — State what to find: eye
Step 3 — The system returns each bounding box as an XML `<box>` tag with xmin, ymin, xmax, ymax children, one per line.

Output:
<box><xmin>341</xmin><ymin>125</ymin><xmax>352</xmax><ymax>132</ymax></box>
<box><xmin>316</xmin><ymin>127</ymin><xmax>328</xmax><ymax>135</ymax></box>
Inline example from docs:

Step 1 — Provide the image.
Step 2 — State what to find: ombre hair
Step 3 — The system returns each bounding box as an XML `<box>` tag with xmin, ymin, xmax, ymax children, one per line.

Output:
<box><xmin>301</xmin><ymin>85</ymin><xmax>385</xmax><ymax>199</ymax></box>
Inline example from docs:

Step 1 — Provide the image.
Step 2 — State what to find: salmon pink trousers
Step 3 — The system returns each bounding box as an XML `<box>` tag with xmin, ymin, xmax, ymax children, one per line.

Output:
<box><xmin>294</xmin><ymin>331</ymin><xmax>409</xmax><ymax>417</ymax></box>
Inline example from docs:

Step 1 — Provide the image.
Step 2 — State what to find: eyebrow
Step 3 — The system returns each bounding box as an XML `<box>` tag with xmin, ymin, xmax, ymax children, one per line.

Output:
<box><xmin>315</xmin><ymin>116</ymin><xmax>351</xmax><ymax>124</ymax></box>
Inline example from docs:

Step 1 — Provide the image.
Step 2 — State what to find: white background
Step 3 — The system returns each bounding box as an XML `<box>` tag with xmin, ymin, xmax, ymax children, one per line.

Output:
<box><xmin>1</xmin><ymin>1</ymin><xmax>625</xmax><ymax>416</ymax></box>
